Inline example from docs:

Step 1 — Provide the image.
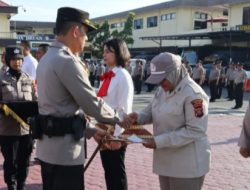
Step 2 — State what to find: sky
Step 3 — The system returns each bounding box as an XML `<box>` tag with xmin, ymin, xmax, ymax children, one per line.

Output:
<box><xmin>5</xmin><ymin>0</ymin><xmax>170</xmax><ymax>22</ymax></box>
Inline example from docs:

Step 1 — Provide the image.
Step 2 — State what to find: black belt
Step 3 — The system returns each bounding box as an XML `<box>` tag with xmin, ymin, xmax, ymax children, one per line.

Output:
<box><xmin>39</xmin><ymin>115</ymin><xmax>74</xmax><ymax>137</ymax></box>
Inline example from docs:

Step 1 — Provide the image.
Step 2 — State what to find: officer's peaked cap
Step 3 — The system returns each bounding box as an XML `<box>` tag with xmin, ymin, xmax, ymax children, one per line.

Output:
<box><xmin>56</xmin><ymin>7</ymin><xmax>96</xmax><ymax>34</ymax></box>
<box><xmin>5</xmin><ymin>46</ymin><xmax>23</xmax><ymax>66</ymax></box>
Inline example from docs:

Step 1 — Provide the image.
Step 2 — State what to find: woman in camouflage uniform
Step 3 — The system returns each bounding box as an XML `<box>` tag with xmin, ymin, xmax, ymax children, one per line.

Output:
<box><xmin>0</xmin><ymin>46</ymin><xmax>36</xmax><ymax>190</ymax></box>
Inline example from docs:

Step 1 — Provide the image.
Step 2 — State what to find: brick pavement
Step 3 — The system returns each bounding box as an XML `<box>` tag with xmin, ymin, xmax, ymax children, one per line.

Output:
<box><xmin>1</xmin><ymin>115</ymin><xmax>250</xmax><ymax>190</ymax></box>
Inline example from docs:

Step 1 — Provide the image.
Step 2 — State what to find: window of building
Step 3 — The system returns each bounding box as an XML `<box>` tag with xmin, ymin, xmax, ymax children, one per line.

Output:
<box><xmin>195</xmin><ymin>12</ymin><xmax>208</xmax><ymax>20</ymax></box>
<box><xmin>161</xmin><ymin>13</ymin><xmax>176</xmax><ymax>21</ymax></box>
<box><xmin>110</xmin><ymin>23</ymin><xmax>116</xmax><ymax>29</ymax></box>
<box><xmin>223</xmin><ymin>9</ymin><xmax>228</xmax><ymax>16</ymax></box>
<box><xmin>110</xmin><ymin>22</ymin><xmax>125</xmax><ymax>29</ymax></box>
<box><xmin>243</xmin><ymin>7</ymin><xmax>250</xmax><ymax>25</ymax></box>
<box><xmin>194</xmin><ymin>20</ymin><xmax>207</xmax><ymax>30</ymax></box>
<box><xmin>147</xmin><ymin>16</ymin><xmax>158</xmax><ymax>28</ymax></box>
<box><xmin>134</xmin><ymin>18</ymin><xmax>143</xmax><ymax>29</ymax></box>
<box><xmin>194</xmin><ymin>12</ymin><xmax>208</xmax><ymax>30</ymax></box>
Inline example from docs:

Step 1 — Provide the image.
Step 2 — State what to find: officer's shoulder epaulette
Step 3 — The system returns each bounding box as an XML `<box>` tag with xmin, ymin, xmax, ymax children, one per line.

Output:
<box><xmin>22</xmin><ymin>72</ymin><xmax>31</xmax><ymax>78</ymax></box>
<box><xmin>60</xmin><ymin>47</ymin><xmax>80</xmax><ymax>63</ymax></box>
<box><xmin>185</xmin><ymin>81</ymin><xmax>202</xmax><ymax>94</ymax></box>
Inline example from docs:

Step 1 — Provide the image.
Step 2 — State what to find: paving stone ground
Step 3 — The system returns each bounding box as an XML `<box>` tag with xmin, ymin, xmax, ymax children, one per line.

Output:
<box><xmin>0</xmin><ymin>114</ymin><xmax>250</xmax><ymax>190</ymax></box>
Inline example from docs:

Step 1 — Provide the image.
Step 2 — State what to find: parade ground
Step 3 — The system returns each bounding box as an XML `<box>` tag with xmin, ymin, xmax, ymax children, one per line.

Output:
<box><xmin>0</xmin><ymin>87</ymin><xmax>250</xmax><ymax>190</ymax></box>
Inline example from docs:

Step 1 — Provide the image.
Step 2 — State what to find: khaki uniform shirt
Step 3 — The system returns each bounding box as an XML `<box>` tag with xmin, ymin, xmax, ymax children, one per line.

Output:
<box><xmin>96</xmin><ymin>64</ymin><xmax>105</xmax><ymax>76</ymax></box>
<box><xmin>36</xmin><ymin>41</ymin><xmax>119</xmax><ymax>166</ymax></box>
<box><xmin>209</xmin><ymin>68</ymin><xmax>220</xmax><ymax>82</ymax></box>
<box><xmin>226</xmin><ymin>67</ymin><xmax>235</xmax><ymax>81</ymax></box>
<box><xmin>234</xmin><ymin>69</ymin><xmax>247</xmax><ymax>84</ymax></box>
<box><xmin>133</xmin><ymin>64</ymin><xmax>143</xmax><ymax>76</ymax></box>
<box><xmin>0</xmin><ymin>71</ymin><xmax>36</xmax><ymax>136</ymax></box>
<box><xmin>192</xmin><ymin>67</ymin><xmax>203</xmax><ymax>80</ymax></box>
<box><xmin>137</xmin><ymin>75</ymin><xmax>210</xmax><ymax>178</ymax></box>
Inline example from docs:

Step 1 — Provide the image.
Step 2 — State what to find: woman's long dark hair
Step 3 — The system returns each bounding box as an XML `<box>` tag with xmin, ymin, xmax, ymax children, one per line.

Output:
<box><xmin>103</xmin><ymin>38</ymin><xmax>130</xmax><ymax>68</ymax></box>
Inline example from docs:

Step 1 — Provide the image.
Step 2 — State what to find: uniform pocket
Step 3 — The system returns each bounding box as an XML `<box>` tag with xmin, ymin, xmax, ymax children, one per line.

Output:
<box><xmin>21</xmin><ymin>84</ymin><xmax>32</xmax><ymax>100</ymax></box>
<box><xmin>1</xmin><ymin>82</ymin><xmax>15</xmax><ymax>100</ymax></box>
<box><xmin>21</xmin><ymin>85</ymin><xmax>32</xmax><ymax>92</ymax></box>
<box><xmin>2</xmin><ymin>83</ymin><xmax>14</xmax><ymax>93</ymax></box>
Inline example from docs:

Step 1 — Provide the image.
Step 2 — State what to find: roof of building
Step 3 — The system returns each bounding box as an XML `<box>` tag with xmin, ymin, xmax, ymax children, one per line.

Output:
<box><xmin>92</xmin><ymin>0</ymin><xmax>249</xmax><ymax>21</ymax></box>
<box><xmin>0</xmin><ymin>0</ymin><xmax>17</xmax><ymax>14</ymax></box>
<box><xmin>10</xmin><ymin>21</ymin><xmax>55</xmax><ymax>29</ymax></box>
<box><xmin>0</xmin><ymin>0</ymin><xmax>9</xmax><ymax>6</ymax></box>
<box><xmin>140</xmin><ymin>30</ymin><xmax>250</xmax><ymax>42</ymax></box>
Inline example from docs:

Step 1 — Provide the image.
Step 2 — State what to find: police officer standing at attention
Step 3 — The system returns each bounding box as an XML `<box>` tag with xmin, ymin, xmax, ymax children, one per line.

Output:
<box><xmin>36</xmin><ymin>7</ymin><xmax>122</xmax><ymax>190</ymax></box>
<box><xmin>225</xmin><ymin>62</ymin><xmax>236</xmax><ymax>101</ymax></box>
<box><xmin>0</xmin><ymin>46</ymin><xmax>36</xmax><ymax>190</ymax></box>
<box><xmin>232</xmin><ymin>62</ymin><xmax>247</xmax><ymax>109</ymax></box>
<box><xmin>192</xmin><ymin>60</ymin><xmax>205</xmax><ymax>86</ymax></box>
<box><xmin>208</xmin><ymin>62</ymin><xmax>220</xmax><ymax>102</ymax></box>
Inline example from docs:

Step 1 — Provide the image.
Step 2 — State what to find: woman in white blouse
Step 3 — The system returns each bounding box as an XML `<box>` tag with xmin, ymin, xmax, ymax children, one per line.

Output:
<box><xmin>97</xmin><ymin>38</ymin><xmax>134</xmax><ymax>190</ymax></box>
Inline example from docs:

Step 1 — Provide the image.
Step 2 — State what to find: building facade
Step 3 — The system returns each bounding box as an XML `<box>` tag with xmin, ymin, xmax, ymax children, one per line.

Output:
<box><xmin>0</xmin><ymin>0</ymin><xmax>17</xmax><ymax>62</ymax></box>
<box><xmin>0</xmin><ymin>0</ymin><xmax>250</xmax><ymax>64</ymax></box>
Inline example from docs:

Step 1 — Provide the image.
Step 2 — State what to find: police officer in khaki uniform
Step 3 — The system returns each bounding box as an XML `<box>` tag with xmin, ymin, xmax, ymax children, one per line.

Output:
<box><xmin>208</xmin><ymin>62</ymin><xmax>220</xmax><ymax>102</ymax></box>
<box><xmin>0</xmin><ymin>46</ymin><xmax>36</xmax><ymax>190</ymax></box>
<box><xmin>232</xmin><ymin>62</ymin><xmax>247</xmax><ymax>109</ymax></box>
<box><xmin>127</xmin><ymin>52</ymin><xmax>210</xmax><ymax>190</ymax></box>
<box><xmin>216</xmin><ymin>61</ymin><xmax>226</xmax><ymax>99</ymax></box>
<box><xmin>36</xmin><ymin>7</ymin><xmax>121</xmax><ymax>190</ymax></box>
<box><xmin>192</xmin><ymin>60</ymin><xmax>205</xmax><ymax>86</ymax></box>
<box><xmin>133</xmin><ymin>59</ymin><xmax>143</xmax><ymax>94</ymax></box>
<box><xmin>225</xmin><ymin>63</ymin><xmax>236</xmax><ymax>100</ymax></box>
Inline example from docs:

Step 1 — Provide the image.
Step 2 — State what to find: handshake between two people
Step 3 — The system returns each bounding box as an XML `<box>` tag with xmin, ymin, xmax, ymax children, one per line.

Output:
<box><xmin>93</xmin><ymin>112</ymin><xmax>156</xmax><ymax>150</ymax></box>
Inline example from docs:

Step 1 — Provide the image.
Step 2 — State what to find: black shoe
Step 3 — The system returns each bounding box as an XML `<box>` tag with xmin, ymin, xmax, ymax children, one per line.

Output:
<box><xmin>228</xmin><ymin>98</ymin><xmax>234</xmax><ymax>101</ymax></box>
<box><xmin>209</xmin><ymin>99</ymin><xmax>215</xmax><ymax>102</ymax></box>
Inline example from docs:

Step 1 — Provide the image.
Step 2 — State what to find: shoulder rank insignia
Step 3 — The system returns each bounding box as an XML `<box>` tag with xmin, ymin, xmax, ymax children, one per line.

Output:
<box><xmin>191</xmin><ymin>99</ymin><xmax>204</xmax><ymax>118</ymax></box>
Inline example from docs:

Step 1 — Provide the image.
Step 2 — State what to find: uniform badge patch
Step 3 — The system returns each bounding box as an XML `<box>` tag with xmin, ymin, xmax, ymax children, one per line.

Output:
<box><xmin>191</xmin><ymin>99</ymin><xmax>204</xmax><ymax>118</ymax></box>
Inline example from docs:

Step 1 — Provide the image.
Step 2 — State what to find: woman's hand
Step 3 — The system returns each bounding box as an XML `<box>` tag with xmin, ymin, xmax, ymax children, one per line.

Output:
<box><xmin>143</xmin><ymin>139</ymin><xmax>156</xmax><ymax>149</ymax></box>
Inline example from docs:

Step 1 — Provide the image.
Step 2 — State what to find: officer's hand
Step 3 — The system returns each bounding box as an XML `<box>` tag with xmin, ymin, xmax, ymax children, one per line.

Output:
<box><xmin>239</xmin><ymin>147</ymin><xmax>250</xmax><ymax>158</ymax></box>
<box><xmin>128</xmin><ymin>112</ymin><xmax>138</xmax><ymax>124</ymax></box>
<box><xmin>143</xmin><ymin>138</ymin><xmax>156</xmax><ymax>149</ymax></box>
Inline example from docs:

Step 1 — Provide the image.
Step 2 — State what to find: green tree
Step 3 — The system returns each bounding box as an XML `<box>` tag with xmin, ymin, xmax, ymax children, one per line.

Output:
<box><xmin>88</xmin><ymin>20</ymin><xmax>111</xmax><ymax>58</ymax></box>
<box><xmin>89</xmin><ymin>12</ymin><xmax>135</xmax><ymax>58</ymax></box>
<box><xmin>111</xmin><ymin>12</ymin><xmax>135</xmax><ymax>46</ymax></box>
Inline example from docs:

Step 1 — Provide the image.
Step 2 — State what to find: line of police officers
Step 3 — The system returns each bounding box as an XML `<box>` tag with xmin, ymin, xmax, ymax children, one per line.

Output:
<box><xmin>208</xmin><ymin>61</ymin><xmax>247</xmax><ymax>109</ymax></box>
<box><xmin>186</xmin><ymin>59</ymin><xmax>248</xmax><ymax>109</ymax></box>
